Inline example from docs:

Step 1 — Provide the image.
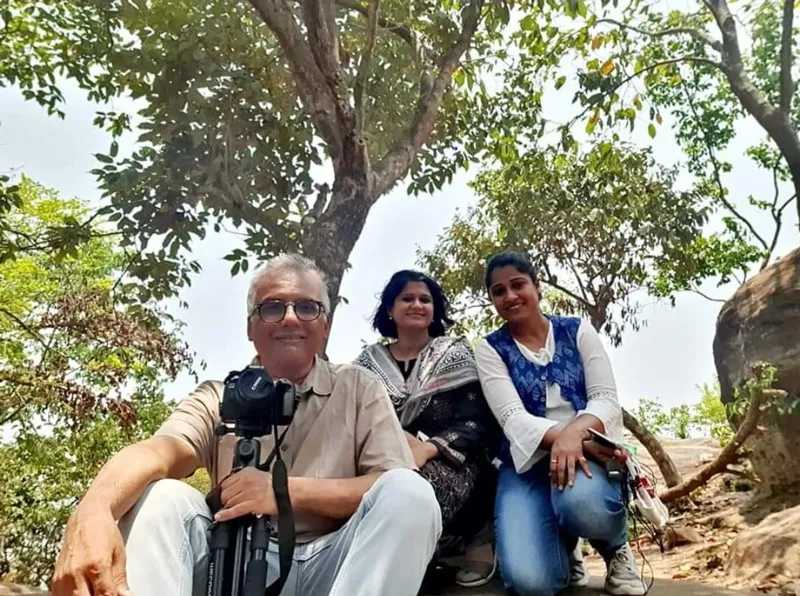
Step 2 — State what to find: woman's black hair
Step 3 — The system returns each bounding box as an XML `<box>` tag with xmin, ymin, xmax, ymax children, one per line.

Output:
<box><xmin>372</xmin><ymin>270</ymin><xmax>454</xmax><ymax>339</ymax></box>
<box><xmin>484</xmin><ymin>251</ymin><xmax>539</xmax><ymax>292</ymax></box>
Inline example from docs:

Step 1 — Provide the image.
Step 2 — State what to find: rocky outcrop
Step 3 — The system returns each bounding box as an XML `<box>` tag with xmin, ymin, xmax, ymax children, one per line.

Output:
<box><xmin>713</xmin><ymin>248</ymin><xmax>800</xmax><ymax>502</ymax></box>
<box><xmin>727</xmin><ymin>504</ymin><xmax>800</xmax><ymax>587</ymax></box>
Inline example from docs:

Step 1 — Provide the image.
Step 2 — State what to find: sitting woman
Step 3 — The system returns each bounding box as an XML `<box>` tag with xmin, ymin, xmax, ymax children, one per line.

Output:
<box><xmin>355</xmin><ymin>270</ymin><xmax>497</xmax><ymax>588</ymax></box>
<box><xmin>475</xmin><ymin>251</ymin><xmax>644</xmax><ymax>596</ymax></box>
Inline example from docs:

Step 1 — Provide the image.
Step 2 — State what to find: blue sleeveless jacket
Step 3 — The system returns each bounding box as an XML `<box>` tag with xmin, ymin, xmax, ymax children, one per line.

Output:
<box><xmin>485</xmin><ymin>316</ymin><xmax>588</xmax><ymax>466</ymax></box>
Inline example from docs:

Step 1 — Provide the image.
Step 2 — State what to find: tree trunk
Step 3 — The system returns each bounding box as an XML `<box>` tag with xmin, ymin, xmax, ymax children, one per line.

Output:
<box><xmin>622</xmin><ymin>408</ymin><xmax>683</xmax><ymax>488</ymax></box>
<box><xmin>583</xmin><ymin>314</ymin><xmax>683</xmax><ymax>488</ymax></box>
<box><xmin>303</xmin><ymin>171</ymin><xmax>374</xmax><ymax>323</ymax></box>
<box><xmin>707</xmin><ymin>0</ymin><xmax>800</xmax><ymax>224</ymax></box>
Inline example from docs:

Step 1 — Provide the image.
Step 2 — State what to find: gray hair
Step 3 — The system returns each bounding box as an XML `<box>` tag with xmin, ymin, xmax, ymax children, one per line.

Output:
<box><xmin>246</xmin><ymin>253</ymin><xmax>331</xmax><ymax>316</ymax></box>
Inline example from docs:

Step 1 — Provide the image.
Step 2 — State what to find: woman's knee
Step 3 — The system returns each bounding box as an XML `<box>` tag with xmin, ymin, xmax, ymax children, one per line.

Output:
<box><xmin>551</xmin><ymin>467</ymin><xmax>626</xmax><ymax>540</ymax></box>
<box><xmin>500</xmin><ymin>553</ymin><xmax>567</xmax><ymax>596</ymax></box>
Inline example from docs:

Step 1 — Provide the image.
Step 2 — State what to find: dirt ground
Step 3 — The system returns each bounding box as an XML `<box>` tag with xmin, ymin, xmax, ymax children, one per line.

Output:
<box><xmin>579</xmin><ymin>435</ymin><xmax>798</xmax><ymax>596</ymax></box>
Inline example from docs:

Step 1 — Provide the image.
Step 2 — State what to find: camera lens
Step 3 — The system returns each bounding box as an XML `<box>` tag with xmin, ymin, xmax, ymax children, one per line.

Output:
<box><xmin>239</xmin><ymin>368</ymin><xmax>273</xmax><ymax>401</ymax></box>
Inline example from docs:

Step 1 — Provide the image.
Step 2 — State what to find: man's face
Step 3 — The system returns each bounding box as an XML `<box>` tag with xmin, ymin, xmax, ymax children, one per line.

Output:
<box><xmin>246</xmin><ymin>269</ymin><xmax>329</xmax><ymax>384</ymax></box>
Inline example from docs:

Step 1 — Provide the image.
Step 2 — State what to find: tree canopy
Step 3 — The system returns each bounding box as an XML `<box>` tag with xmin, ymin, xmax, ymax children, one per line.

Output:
<box><xmin>1</xmin><ymin>0</ymin><xmax>537</xmax><ymax>308</ymax></box>
<box><xmin>0</xmin><ymin>178</ymin><xmax>193</xmax><ymax>585</ymax></box>
<box><xmin>421</xmin><ymin>143</ymin><xmax>762</xmax><ymax>345</ymax></box>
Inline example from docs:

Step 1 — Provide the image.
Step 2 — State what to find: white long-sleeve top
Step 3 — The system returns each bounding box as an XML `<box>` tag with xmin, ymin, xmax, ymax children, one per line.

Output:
<box><xmin>475</xmin><ymin>318</ymin><xmax>624</xmax><ymax>474</ymax></box>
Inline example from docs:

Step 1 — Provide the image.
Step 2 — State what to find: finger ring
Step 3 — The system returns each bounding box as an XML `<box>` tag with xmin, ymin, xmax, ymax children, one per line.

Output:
<box><xmin>551</xmin><ymin>459</ymin><xmax>557</xmax><ymax>464</ymax></box>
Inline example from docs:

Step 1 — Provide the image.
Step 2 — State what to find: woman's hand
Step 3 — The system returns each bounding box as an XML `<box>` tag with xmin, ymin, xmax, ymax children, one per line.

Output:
<box><xmin>410</xmin><ymin>441</ymin><xmax>439</xmax><ymax>469</ymax></box>
<box><xmin>549</xmin><ymin>425</ymin><xmax>592</xmax><ymax>490</ymax></box>
<box><xmin>405</xmin><ymin>431</ymin><xmax>421</xmax><ymax>447</ymax></box>
<box><xmin>404</xmin><ymin>431</ymin><xmax>438</xmax><ymax>468</ymax></box>
<box><xmin>583</xmin><ymin>440</ymin><xmax>628</xmax><ymax>467</ymax></box>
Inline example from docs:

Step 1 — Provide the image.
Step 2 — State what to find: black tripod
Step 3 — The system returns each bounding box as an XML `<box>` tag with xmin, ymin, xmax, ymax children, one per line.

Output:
<box><xmin>206</xmin><ymin>424</ymin><xmax>295</xmax><ymax>596</ymax></box>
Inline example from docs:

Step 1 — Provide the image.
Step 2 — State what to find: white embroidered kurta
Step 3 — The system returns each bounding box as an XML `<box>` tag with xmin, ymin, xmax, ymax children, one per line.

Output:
<box><xmin>475</xmin><ymin>318</ymin><xmax>624</xmax><ymax>474</ymax></box>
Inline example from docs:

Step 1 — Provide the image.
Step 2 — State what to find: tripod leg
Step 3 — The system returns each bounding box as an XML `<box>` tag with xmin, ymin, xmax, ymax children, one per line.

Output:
<box><xmin>244</xmin><ymin>516</ymin><xmax>271</xmax><ymax>596</ymax></box>
<box><xmin>207</xmin><ymin>522</ymin><xmax>232</xmax><ymax>596</ymax></box>
<box><xmin>230</xmin><ymin>520</ymin><xmax>249</xmax><ymax>596</ymax></box>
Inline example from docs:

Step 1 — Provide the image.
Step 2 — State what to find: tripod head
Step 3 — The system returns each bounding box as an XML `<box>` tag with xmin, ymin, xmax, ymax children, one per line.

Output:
<box><xmin>205</xmin><ymin>366</ymin><xmax>298</xmax><ymax>596</ymax></box>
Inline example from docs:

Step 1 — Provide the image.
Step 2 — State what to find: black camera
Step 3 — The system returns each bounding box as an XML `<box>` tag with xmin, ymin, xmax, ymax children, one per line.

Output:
<box><xmin>219</xmin><ymin>365</ymin><xmax>296</xmax><ymax>437</ymax></box>
<box><xmin>207</xmin><ymin>365</ymin><xmax>298</xmax><ymax>596</ymax></box>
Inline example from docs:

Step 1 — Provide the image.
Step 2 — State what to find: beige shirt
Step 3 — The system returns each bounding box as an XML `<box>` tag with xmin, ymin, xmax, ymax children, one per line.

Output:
<box><xmin>155</xmin><ymin>357</ymin><xmax>415</xmax><ymax>542</ymax></box>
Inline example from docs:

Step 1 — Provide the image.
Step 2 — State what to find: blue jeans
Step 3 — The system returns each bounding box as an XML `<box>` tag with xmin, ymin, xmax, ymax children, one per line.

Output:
<box><xmin>494</xmin><ymin>459</ymin><xmax>628</xmax><ymax>596</ymax></box>
<box><xmin>118</xmin><ymin>469</ymin><xmax>441</xmax><ymax>596</ymax></box>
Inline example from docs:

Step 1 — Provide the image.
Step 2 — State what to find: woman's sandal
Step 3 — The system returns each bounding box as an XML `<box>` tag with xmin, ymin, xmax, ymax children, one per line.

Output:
<box><xmin>454</xmin><ymin>548</ymin><xmax>497</xmax><ymax>588</ymax></box>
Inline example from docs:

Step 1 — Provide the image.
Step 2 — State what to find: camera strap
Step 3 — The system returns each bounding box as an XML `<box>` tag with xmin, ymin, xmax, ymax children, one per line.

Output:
<box><xmin>262</xmin><ymin>426</ymin><xmax>295</xmax><ymax>596</ymax></box>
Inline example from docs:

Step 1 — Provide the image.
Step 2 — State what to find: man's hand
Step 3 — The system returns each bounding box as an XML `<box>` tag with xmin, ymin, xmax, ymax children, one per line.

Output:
<box><xmin>51</xmin><ymin>506</ymin><xmax>133</xmax><ymax>596</ymax></box>
<box><xmin>549</xmin><ymin>425</ymin><xmax>592</xmax><ymax>490</ymax></box>
<box><xmin>215</xmin><ymin>467</ymin><xmax>277</xmax><ymax>522</ymax></box>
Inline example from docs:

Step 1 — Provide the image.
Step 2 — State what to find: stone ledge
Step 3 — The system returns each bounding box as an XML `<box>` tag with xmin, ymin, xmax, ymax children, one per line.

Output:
<box><xmin>2</xmin><ymin>577</ymin><xmax>751</xmax><ymax>595</ymax></box>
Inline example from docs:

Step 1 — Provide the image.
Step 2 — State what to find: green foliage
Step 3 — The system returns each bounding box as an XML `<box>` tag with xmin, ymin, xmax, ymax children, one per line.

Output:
<box><xmin>0</xmin><ymin>177</ymin><xmax>193</xmax><ymax>585</ymax></box>
<box><xmin>184</xmin><ymin>468</ymin><xmax>212</xmax><ymax>496</ymax></box>
<box><xmin>420</xmin><ymin>142</ymin><xmax>739</xmax><ymax>345</ymax></box>
<box><xmin>729</xmin><ymin>362</ymin><xmax>800</xmax><ymax>419</ymax></box>
<box><xmin>0</xmin><ymin>0</ymin><xmax>540</xmax><ymax>302</ymax></box>
<box><xmin>0</xmin><ymin>394</ymin><xmax>173</xmax><ymax>585</ymax></box>
<box><xmin>0</xmin><ymin>1</ymin><xmax>122</xmax><ymax>117</ymax></box>
<box><xmin>634</xmin><ymin>380</ymin><xmax>735</xmax><ymax>445</ymax></box>
<box><xmin>695</xmin><ymin>379</ymin><xmax>734</xmax><ymax>445</ymax></box>
<box><xmin>480</xmin><ymin>0</ymin><xmax>799</xmax><ymax>274</ymax></box>
<box><xmin>633</xmin><ymin>397</ymin><xmax>672</xmax><ymax>437</ymax></box>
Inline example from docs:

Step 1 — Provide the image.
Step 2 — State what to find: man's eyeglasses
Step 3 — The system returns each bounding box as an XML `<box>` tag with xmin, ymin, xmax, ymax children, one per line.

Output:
<box><xmin>253</xmin><ymin>300</ymin><xmax>326</xmax><ymax>323</ymax></box>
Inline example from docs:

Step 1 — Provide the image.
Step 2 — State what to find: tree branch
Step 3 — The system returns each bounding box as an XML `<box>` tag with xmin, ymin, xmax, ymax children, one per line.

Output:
<box><xmin>541</xmin><ymin>276</ymin><xmax>590</xmax><ymax>307</ymax></box>
<box><xmin>596</xmin><ymin>18</ymin><xmax>722</xmax><ymax>52</ymax></box>
<box><xmin>705</xmin><ymin>0</ymin><xmax>800</xmax><ymax>216</ymax></box>
<box><xmin>677</xmin><ymin>76</ymin><xmax>769</xmax><ymax>250</ymax></box>
<box><xmin>623</xmin><ymin>408</ymin><xmax>683</xmax><ymax>488</ymax></box>
<box><xmin>779</xmin><ymin>0</ymin><xmax>795</xmax><ymax>114</ymax></box>
<box><xmin>689</xmin><ymin>286</ymin><xmax>727</xmax><ymax>303</ymax></box>
<box><xmin>565</xmin><ymin>255</ymin><xmax>591</xmax><ymax>303</ymax></box>
<box><xmin>354</xmin><ymin>0</ymin><xmax>380</xmax><ymax>137</ymax></box>
<box><xmin>336</xmin><ymin>0</ymin><xmax>415</xmax><ymax>48</ymax></box>
<box><xmin>761</xmin><ymin>165</ymin><xmax>793</xmax><ymax>270</ymax></box>
<box><xmin>573</xmin><ymin>56</ymin><xmax>724</xmax><ymax>124</ymax></box>
<box><xmin>300</xmin><ymin>0</ymin><xmax>342</xmax><ymax>88</ymax></box>
<box><xmin>372</xmin><ymin>0</ymin><xmax>485</xmax><ymax>197</ymax></box>
<box><xmin>660</xmin><ymin>389</ymin><xmax>786</xmax><ymax>503</ymax></box>
<box><xmin>248</xmin><ymin>0</ymin><xmax>344</xmax><ymax>157</ymax></box>
<box><xmin>0</xmin><ymin>307</ymin><xmax>48</xmax><ymax>350</ymax></box>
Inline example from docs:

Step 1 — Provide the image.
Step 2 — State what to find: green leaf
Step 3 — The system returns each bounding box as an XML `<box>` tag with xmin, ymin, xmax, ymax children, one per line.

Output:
<box><xmin>555</xmin><ymin>76</ymin><xmax>567</xmax><ymax>90</ymax></box>
<box><xmin>648</xmin><ymin>123</ymin><xmax>656</xmax><ymax>138</ymax></box>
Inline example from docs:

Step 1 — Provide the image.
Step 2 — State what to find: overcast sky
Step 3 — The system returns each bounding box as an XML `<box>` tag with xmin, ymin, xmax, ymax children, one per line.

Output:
<box><xmin>1</xmin><ymin>73</ymin><xmax>796</xmax><ymax>415</ymax></box>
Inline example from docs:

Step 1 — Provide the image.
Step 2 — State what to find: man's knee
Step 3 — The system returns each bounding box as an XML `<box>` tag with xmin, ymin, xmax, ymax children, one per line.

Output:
<box><xmin>121</xmin><ymin>478</ymin><xmax>210</xmax><ymax>530</ymax></box>
<box><xmin>368</xmin><ymin>469</ymin><xmax>442</xmax><ymax>537</ymax></box>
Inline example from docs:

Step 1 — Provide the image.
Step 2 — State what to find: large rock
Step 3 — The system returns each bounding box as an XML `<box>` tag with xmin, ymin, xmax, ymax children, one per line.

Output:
<box><xmin>713</xmin><ymin>247</ymin><xmax>800</xmax><ymax>503</ymax></box>
<box><xmin>727</xmin><ymin>504</ymin><xmax>800</xmax><ymax>587</ymax></box>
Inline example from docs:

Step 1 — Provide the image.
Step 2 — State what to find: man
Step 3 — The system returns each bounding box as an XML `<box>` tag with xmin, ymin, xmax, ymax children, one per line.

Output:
<box><xmin>52</xmin><ymin>253</ymin><xmax>442</xmax><ymax>596</ymax></box>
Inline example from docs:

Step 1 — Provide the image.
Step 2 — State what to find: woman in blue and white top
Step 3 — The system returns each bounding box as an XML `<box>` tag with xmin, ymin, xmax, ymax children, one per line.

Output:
<box><xmin>475</xmin><ymin>251</ymin><xmax>645</xmax><ymax>596</ymax></box>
